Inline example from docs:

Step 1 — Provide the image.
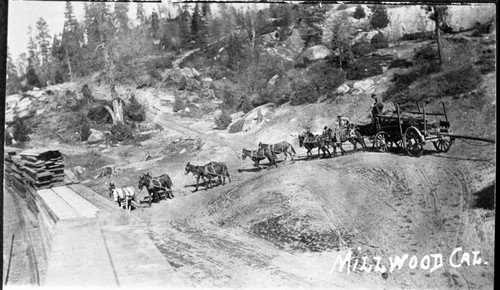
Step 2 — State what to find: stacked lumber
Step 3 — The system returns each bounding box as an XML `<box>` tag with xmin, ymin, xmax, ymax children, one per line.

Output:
<box><xmin>19</xmin><ymin>149</ymin><xmax>65</xmax><ymax>193</ymax></box>
<box><xmin>10</xmin><ymin>154</ymin><xmax>27</xmax><ymax>197</ymax></box>
<box><xmin>4</xmin><ymin>152</ymin><xmax>16</xmax><ymax>188</ymax></box>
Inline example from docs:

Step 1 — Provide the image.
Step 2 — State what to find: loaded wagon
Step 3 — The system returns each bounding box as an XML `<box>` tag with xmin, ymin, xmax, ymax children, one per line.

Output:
<box><xmin>372</xmin><ymin>102</ymin><xmax>495</xmax><ymax>157</ymax></box>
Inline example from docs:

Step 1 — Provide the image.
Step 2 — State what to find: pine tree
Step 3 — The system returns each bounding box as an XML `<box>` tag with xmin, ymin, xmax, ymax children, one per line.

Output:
<box><xmin>177</xmin><ymin>6</ymin><xmax>190</xmax><ymax>45</ymax></box>
<box><xmin>353</xmin><ymin>5</ymin><xmax>366</xmax><ymax>19</ymax></box>
<box><xmin>191</xmin><ymin>3</ymin><xmax>202</xmax><ymax>44</ymax></box>
<box><xmin>6</xmin><ymin>48</ymin><xmax>18</xmax><ymax>79</ymax></box>
<box><xmin>297</xmin><ymin>4</ymin><xmax>327</xmax><ymax>47</ymax></box>
<box><xmin>114</xmin><ymin>2</ymin><xmax>130</xmax><ymax>35</ymax></box>
<box><xmin>27</xmin><ymin>26</ymin><xmax>39</xmax><ymax>69</ymax></box>
<box><xmin>151</xmin><ymin>10</ymin><xmax>159</xmax><ymax>38</ymax></box>
<box><xmin>63</xmin><ymin>1</ymin><xmax>83</xmax><ymax>78</ymax></box>
<box><xmin>370</xmin><ymin>5</ymin><xmax>390</xmax><ymax>29</ymax></box>
<box><xmin>136</xmin><ymin>2</ymin><xmax>145</xmax><ymax>25</ymax></box>
<box><xmin>35</xmin><ymin>18</ymin><xmax>51</xmax><ymax>65</ymax></box>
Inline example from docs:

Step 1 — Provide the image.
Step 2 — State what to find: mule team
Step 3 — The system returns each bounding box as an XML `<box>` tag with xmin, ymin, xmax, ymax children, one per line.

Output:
<box><xmin>109</xmin><ymin>115</ymin><xmax>371</xmax><ymax>210</ymax></box>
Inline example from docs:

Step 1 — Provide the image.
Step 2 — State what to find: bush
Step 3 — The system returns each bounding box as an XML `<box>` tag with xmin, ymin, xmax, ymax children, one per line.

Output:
<box><xmin>352</xmin><ymin>41</ymin><xmax>373</xmax><ymax>57</ymax></box>
<box><xmin>370</xmin><ymin>32</ymin><xmax>389</xmax><ymax>49</ymax></box>
<box><xmin>239</xmin><ymin>98</ymin><xmax>254</xmax><ymax>113</ymax></box>
<box><xmin>87</xmin><ymin>104</ymin><xmax>112</xmax><ymax>124</ymax></box>
<box><xmin>221</xmin><ymin>88</ymin><xmax>237</xmax><ymax>110</ymax></box>
<box><xmin>440</xmin><ymin>64</ymin><xmax>482</xmax><ymax>96</ymax></box>
<box><xmin>228</xmin><ymin>119</ymin><xmax>245</xmax><ymax>133</ymax></box>
<box><xmin>124</xmin><ymin>94</ymin><xmax>146</xmax><ymax>122</ymax></box>
<box><xmin>475</xmin><ymin>48</ymin><xmax>495</xmax><ymax>74</ymax></box>
<box><xmin>214</xmin><ymin>110</ymin><xmax>232</xmax><ymax>130</ymax></box>
<box><xmin>110</xmin><ymin>123</ymin><xmax>134</xmax><ymax>141</ymax></box>
<box><xmin>309</xmin><ymin>62</ymin><xmax>346</xmax><ymax>98</ymax></box>
<box><xmin>79</xmin><ymin>122</ymin><xmax>91</xmax><ymax>141</ymax></box>
<box><xmin>172</xmin><ymin>95</ymin><xmax>186</xmax><ymax>113</ymax></box>
<box><xmin>290</xmin><ymin>80</ymin><xmax>319</xmax><ymax>105</ymax></box>
<box><xmin>346</xmin><ymin>60</ymin><xmax>383</xmax><ymax>80</ymax></box>
<box><xmin>401</xmin><ymin>31</ymin><xmax>434</xmax><ymax>41</ymax></box>
<box><xmin>147</xmin><ymin>68</ymin><xmax>162</xmax><ymax>80</ymax></box>
<box><xmin>370</xmin><ymin>5</ymin><xmax>390</xmax><ymax>29</ymax></box>
<box><xmin>413</xmin><ymin>45</ymin><xmax>439</xmax><ymax>63</ymax></box>
<box><xmin>81</xmin><ymin>84</ymin><xmax>93</xmax><ymax>102</ymax></box>
<box><xmin>147</xmin><ymin>56</ymin><xmax>173</xmax><ymax>70</ymax></box>
<box><xmin>12</xmin><ymin>117</ymin><xmax>31</xmax><ymax>142</ymax></box>
<box><xmin>353</xmin><ymin>5</ymin><xmax>366</xmax><ymax>19</ymax></box>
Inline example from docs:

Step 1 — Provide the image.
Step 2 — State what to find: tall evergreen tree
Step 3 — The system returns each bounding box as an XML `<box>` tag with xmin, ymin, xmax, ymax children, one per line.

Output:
<box><xmin>114</xmin><ymin>2</ymin><xmax>130</xmax><ymax>35</ymax></box>
<box><xmin>296</xmin><ymin>4</ymin><xmax>327</xmax><ymax>47</ymax></box>
<box><xmin>6</xmin><ymin>48</ymin><xmax>18</xmax><ymax>79</ymax></box>
<box><xmin>35</xmin><ymin>17</ymin><xmax>51</xmax><ymax>65</ymax></box>
<box><xmin>424</xmin><ymin>5</ymin><xmax>448</xmax><ymax>65</ymax></box>
<box><xmin>353</xmin><ymin>5</ymin><xmax>366</xmax><ymax>19</ymax></box>
<box><xmin>370</xmin><ymin>5</ymin><xmax>390</xmax><ymax>29</ymax></box>
<box><xmin>62</xmin><ymin>1</ymin><xmax>83</xmax><ymax>79</ymax></box>
<box><xmin>27</xmin><ymin>25</ymin><xmax>40</xmax><ymax>69</ymax></box>
<box><xmin>191</xmin><ymin>3</ymin><xmax>202</xmax><ymax>44</ymax></box>
<box><xmin>136</xmin><ymin>2</ymin><xmax>145</xmax><ymax>25</ymax></box>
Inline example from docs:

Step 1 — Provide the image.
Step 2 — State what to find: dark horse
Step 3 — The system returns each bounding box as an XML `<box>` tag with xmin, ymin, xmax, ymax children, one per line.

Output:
<box><xmin>298</xmin><ymin>132</ymin><xmax>331</xmax><ymax>159</ymax></box>
<box><xmin>138</xmin><ymin>173</ymin><xmax>174</xmax><ymax>205</ymax></box>
<box><xmin>241</xmin><ymin>148</ymin><xmax>277</xmax><ymax>170</ymax></box>
<box><xmin>258</xmin><ymin>141</ymin><xmax>296</xmax><ymax>162</ymax></box>
<box><xmin>353</xmin><ymin>123</ymin><xmax>378</xmax><ymax>149</ymax></box>
<box><xmin>185</xmin><ymin>161</ymin><xmax>231</xmax><ymax>191</ymax></box>
<box><xmin>323</xmin><ymin>125</ymin><xmax>367</xmax><ymax>155</ymax></box>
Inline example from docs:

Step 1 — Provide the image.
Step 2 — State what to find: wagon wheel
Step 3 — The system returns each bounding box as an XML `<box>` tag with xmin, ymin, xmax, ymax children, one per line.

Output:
<box><xmin>404</xmin><ymin>126</ymin><xmax>424</xmax><ymax>157</ymax></box>
<box><xmin>433</xmin><ymin>136</ymin><xmax>452</xmax><ymax>153</ymax></box>
<box><xmin>375</xmin><ymin>131</ymin><xmax>391</xmax><ymax>152</ymax></box>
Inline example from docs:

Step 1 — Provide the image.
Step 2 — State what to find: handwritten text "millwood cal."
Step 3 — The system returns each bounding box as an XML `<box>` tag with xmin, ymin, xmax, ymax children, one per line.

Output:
<box><xmin>330</xmin><ymin>247</ymin><xmax>489</xmax><ymax>275</ymax></box>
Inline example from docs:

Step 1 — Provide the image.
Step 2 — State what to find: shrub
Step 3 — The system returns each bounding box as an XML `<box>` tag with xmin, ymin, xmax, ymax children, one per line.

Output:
<box><xmin>401</xmin><ymin>31</ymin><xmax>434</xmax><ymax>41</ymax></box>
<box><xmin>229</xmin><ymin>119</ymin><xmax>245</xmax><ymax>133</ymax></box>
<box><xmin>222</xmin><ymin>87</ymin><xmax>237</xmax><ymax>110</ymax></box>
<box><xmin>352</xmin><ymin>41</ymin><xmax>373</xmax><ymax>57</ymax></box>
<box><xmin>290</xmin><ymin>80</ymin><xmax>319</xmax><ymax>105</ymax></box>
<box><xmin>353</xmin><ymin>5</ymin><xmax>366</xmax><ymax>19</ymax></box>
<box><xmin>475</xmin><ymin>48</ymin><xmax>495</xmax><ymax>74</ymax></box>
<box><xmin>309</xmin><ymin>62</ymin><xmax>346</xmax><ymax>98</ymax></box>
<box><xmin>214</xmin><ymin>110</ymin><xmax>232</xmax><ymax>130</ymax></box>
<box><xmin>370</xmin><ymin>32</ymin><xmax>389</xmax><ymax>49</ymax></box>
<box><xmin>413</xmin><ymin>45</ymin><xmax>439</xmax><ymax>64</ymax></box>
<box><xmin>110</xmin><ymin>123</ymin><xmax>134</xmax><ymax>141</ymax></box>
<box><xmin>88</xmin><ymin>104</ymin><xmax>112</xmax><ymax>123</ymax></box>
<box><xmin>370</xmin><ymin>5</ymin><xmax>390</xmax><ymax>29</ymax></box>
<box><xmin>147</xmin><ymin>68</ymin><xmax>162</xmax><ymax>80</ymax></box>
<box><xmin>147</xmin><ymin>56</ymin><xmax>173</xmax><ymax>70</ymax></box>
<box><xmin>172</xmin><ymin>95</ymin><xmax>186</xmax><ymax>112</ymax></box>
<box><xmin>81</xmin><ymin>84</ymin><xmax>93</xmax><ymax>102</ymax></box>
<box><xmin>239</xmin><ymin>98</ymin><xmax>254</xmax><ymax>113</ymax></box>
<box><xmin>79</xmin><ymin>122</ymin><xmax>91</xmax><ymax>141</ymax></box>
<box><xmin>440</xmin><ymin>64</ymin><xmax>482</xmax><ymax>96</ymax></box>
<box><xmin>346</xmin><ymin>60</ymin><xmax>383</xmax><ymax>80</ymax></box>
<box><xmin>12</xmin><ymin>117</ymin><xmax>31</xmax><ymax>142</ymax></box>
<box><xmin>124</xmin><ymin>94</ymin><xmax>146</xmax><ymax>122</ymax></box>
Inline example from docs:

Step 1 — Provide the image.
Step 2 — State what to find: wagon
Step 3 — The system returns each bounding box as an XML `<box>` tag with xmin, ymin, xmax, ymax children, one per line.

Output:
<box><xmin>372</xmin><ymin>102</ymin><xmax>495</xmax><ymax>157</ymax></box>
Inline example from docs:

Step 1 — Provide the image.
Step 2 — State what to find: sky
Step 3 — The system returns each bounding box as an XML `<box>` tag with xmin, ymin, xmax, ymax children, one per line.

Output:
<box><xmin>6</xmin><ymin>0</ymin><xmax>267</xmax><ymax>63</ymax></box>
<box><xmin>7</xmin><ymin>0</ymin><xmax>164</xmax><ymax>60</ymax></box>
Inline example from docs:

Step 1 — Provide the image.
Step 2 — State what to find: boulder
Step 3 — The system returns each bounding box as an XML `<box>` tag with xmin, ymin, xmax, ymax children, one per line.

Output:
<box><xmin>296</xmin><ymin>45</ymin><xmax>332</xmax><ymax>66</ymax></box>
<box><xmin>250</xmin><ymin>94</ymin><xmax>262</xmax><ymax>106</ymax></box>
<box><xmin>73</xmin><ymin>166</ymin><xmax>86</xmax><ymax>176</ymax></box>
<box><xmin>191</xmin><ymin>68</ymin><xmax>201</xmax><ymax>77</ymax></box>
<box><xmin>87</xmin><ymin>129</ymin><xmax>105</xmax><ymax>142</ymax></box>
<box><xmin>336</xmin><ymin>84</ymin><xmax>350</xmax><ymax>95</ymax></box>
<box><xmin>267</xmin><ymin>74</ymin><xmax>280</xmax><ymax>89</ymax></box>
<box><xmin>180</xmin><ymin>67</ymin><xmax>194</xmax><ymax>78</ymax></box>
<box><xmin>352</xmin><ymin>79</ymin><xmax>375</xmax><ymax>91</ymax></box>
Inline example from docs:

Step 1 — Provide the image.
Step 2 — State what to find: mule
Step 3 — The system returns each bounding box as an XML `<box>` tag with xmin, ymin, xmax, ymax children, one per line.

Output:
<box><xmin>138</xmin><ymin>173</ymin><xmax>174</xmax><ymax>206</ymax></box>
<box><xmin>185</xmin><ymin>161</ymin><xmax>231</xmax><ymax>191</ymax></box>
<box><xmin>323</xmin><ymin>125</ymin><xmax>367</xmax><ymax>155</ymax></box>
<box><xmin>298</xmin><ymin>131</ymin><xmax>331</xmax><ymax>159</ymax></box>
<box><xmin>109</xmin><ymin>183</ymin><xmax>136</xmax><ymax>211</ymax></box>
<box><xmin>241</xmin><ymin>148</ymin><xmax>277</xmax><ymax>170</ymax></box>
<box><xmin>258</xmin><ymin>141</ymin><xmax>296</xmax><ymax>162</ymax></box>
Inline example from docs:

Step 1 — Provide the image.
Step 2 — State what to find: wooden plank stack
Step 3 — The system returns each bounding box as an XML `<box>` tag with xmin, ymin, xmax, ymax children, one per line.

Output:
<box><xmin>8</xmin><ymin>154</ymin><xmax>28</xmax><ymax>197</ymax></box>
<box><xmin>19</xmin><ymin>149</ymin><xmax>65</xmax><ymax>194</ymax></box>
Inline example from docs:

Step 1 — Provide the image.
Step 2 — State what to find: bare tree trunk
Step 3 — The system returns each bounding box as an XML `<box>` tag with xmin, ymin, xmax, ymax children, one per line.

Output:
<box><xmin>112</xmin><ymin>97</ymin><xmax>124</xmax><ymax>123</ymax></box>
<box><xmin>65</xmin><ymin>48</ymin><xmax>74</xmax><ymax>82</ymax></box>
<box><xmin>433</xmin><ymin>6</ymin><xmax>443</xmax><ymax>65</ymax></box>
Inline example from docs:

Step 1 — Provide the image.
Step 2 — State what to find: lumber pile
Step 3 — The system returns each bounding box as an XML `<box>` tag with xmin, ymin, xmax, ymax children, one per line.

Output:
<box><xmin>19</xmin><ymin>149</ymin><xmax>65</xmax><ymax>193</ymax></box>
<box><xmin>5</xmin><ymin>152</ymin><xmax>27</xmax><ymax>197</ymax></box>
